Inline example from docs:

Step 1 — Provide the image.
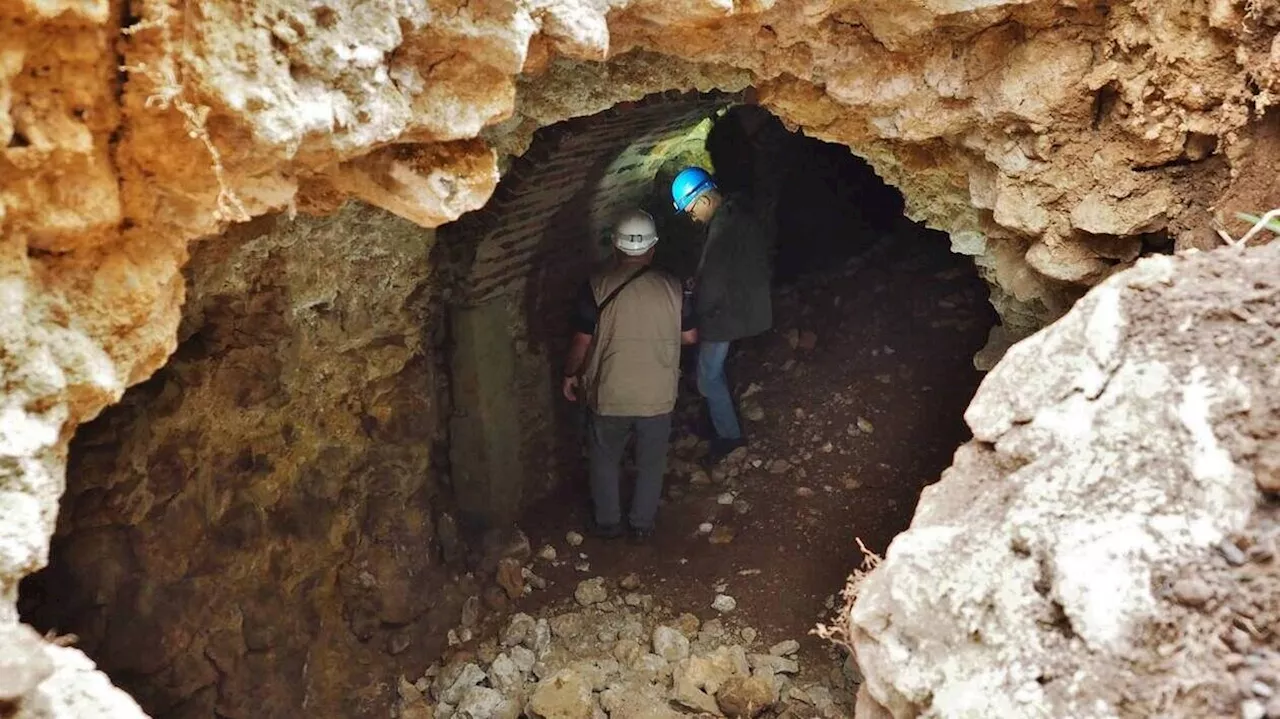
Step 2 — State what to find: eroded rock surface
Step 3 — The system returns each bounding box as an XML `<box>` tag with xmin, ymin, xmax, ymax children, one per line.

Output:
<box><xmin>849</xmin><ymin>243</ymin><xmax>1280</xmax><ymax>718</ymax></box>
<box><xmin>19</xmin><ymin>202</ymin><xmax>455</xmax><ymax>717</ymax></box>
<box><xmin>1</xmin><ymin>624</ymin><xmax>148</xmax><ymax>719</ymax></box>
<box><xmin>5</xmin><ymin>0</ymin><xmax>1280</xmax><ymax>715</ymax></box>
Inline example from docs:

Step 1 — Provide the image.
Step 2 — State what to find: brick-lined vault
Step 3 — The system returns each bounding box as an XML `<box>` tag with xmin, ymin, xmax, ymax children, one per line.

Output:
<box><xmin>436</xmin><ymin>90</ymin><xmax>741</xmax><ymax>530</ymax></box>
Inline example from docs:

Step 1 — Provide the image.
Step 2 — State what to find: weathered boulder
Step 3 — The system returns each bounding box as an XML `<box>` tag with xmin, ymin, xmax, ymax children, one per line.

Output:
<box><xmin>672</xmin><ymin>646</ymin><xmax>752</xmax><ymax>715</ymax></box>
<box><xmin>716</xmin><ymin>675</ymin><xmax>776</xmax><ymax>717</ymax></box>
<box><xmin>527</xmin><ymin>668</ymin><xmax>595</xmax><ymax>719</ymax></box>
<box><xmin>599</xmin><ymin>681</ymin><xmax>685</xmax><ymax>719</ymax></box>
<box><xmin>437</xmin><ymin>663</ymin><xmax>487</xmax><ymax>706</ymax></box>
<box><xmin>850</xmin><ymin>244</ymin><xmax>1280</xmax><ymax>718</ymax></box>
<box><xmin>488</xmin><ymin>653</ymin><xmax>526</xmax><ymax>695</ymax></box>
<box><xmin>1070</xmin><ymin>189</ymin><xmax>1172</xmax><ymax>237</ymax></box>
<box><xmin>652</xmin><ymin>625</ymin><xmax>691</xmax><ymax>663</ymax></box>
<box><xmin>574</xmin><ymin>577</ymin><xmax>608</xmax><ymax>606</ymax></box>
<box><xmin>1</xmin><ymin>624</ymin><xmax>147</xmax><ymax>718</ymax></box>
<box><xmin>456</xmin><ymin>686</ymin><xmax>520</xmax><ymax>719</ymax></box>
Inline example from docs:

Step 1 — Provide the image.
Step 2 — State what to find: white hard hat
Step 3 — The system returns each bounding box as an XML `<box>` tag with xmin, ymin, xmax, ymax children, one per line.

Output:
<box><xmin>613</xmin><ymin>210</ymin><xmax>659</xmax><ymax>256</ymax></box>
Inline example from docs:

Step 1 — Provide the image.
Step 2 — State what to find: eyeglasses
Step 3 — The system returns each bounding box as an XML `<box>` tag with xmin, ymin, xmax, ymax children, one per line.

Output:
<box><xmin>683</xmin><ymin>196</ymin><xmax>705</xmax><ymax>217</ymax></box>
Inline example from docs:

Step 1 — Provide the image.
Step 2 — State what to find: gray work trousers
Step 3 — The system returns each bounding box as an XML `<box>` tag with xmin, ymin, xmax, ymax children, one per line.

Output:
<box><xmin>588</xmin><ymin>411</ymin><xmax>672</xmax><ymax>530</ymax></box>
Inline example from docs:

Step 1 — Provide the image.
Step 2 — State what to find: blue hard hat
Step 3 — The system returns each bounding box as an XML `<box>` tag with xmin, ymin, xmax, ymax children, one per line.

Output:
<box><xmin>671</xmin><ymin>167</ymin><xmax>717</xmax><ymax>211</ymax></box>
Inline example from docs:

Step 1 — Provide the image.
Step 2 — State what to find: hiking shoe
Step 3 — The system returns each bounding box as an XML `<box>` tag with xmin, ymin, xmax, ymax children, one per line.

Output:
<box><xmin>628</xmin><ymin>527</ymin><xmax>654</xmax><ymax>545</ymax></box>
<box><xmin>587</xmin><ymin>522</ymin><xmax>624</xmax><ymax>540</ymax></box>
<box><xmin>707</xmin><ymin>436</ymin><xmax>747</xmax><ymax>463</ymax></box>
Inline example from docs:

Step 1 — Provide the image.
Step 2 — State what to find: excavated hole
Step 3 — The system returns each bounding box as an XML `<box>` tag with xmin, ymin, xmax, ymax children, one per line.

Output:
<box><xmin>17</xmin><ymin>92</ymin><xmax>997</xmax><ymax>718</ymax></box>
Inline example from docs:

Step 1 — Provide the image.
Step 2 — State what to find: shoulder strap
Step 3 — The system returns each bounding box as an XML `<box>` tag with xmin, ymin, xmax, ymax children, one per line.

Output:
<box><xmin>597</xmin><ymin>266</ymin><xmax>651</xmax><ymax>314</ymax></box>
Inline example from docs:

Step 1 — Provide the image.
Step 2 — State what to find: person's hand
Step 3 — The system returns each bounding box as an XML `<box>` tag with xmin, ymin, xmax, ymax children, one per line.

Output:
<box><xmin>562</xmin><ymin>375</ymin><xmax>579</xmax><ymax>402</ymax></box>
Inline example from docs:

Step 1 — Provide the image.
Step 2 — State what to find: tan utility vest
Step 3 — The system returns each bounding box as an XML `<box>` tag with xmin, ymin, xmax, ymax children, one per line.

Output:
<box><xmin>582</xmin><ymin>263</ymin><xmax>683</xmax><ymax>417</ymax></box>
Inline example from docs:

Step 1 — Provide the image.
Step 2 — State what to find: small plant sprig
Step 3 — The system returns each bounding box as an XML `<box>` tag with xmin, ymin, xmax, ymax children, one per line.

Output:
<box><xmin>1216</xmin><ymin>208</ymin><xmax>1280</xmax><ymax>248</ymax></box>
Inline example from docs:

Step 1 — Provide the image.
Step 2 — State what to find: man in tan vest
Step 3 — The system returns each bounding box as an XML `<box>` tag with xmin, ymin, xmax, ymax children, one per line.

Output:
<box><xmin>563</xmin><ymin>210</ymin><xmax>698</xmax><ymax>543</ymax></box>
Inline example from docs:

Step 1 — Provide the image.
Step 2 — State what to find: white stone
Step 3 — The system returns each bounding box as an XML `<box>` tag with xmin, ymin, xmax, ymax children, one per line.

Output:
<box><xmin>712</xmin><ymin>594</ymin><xmax>737</xmax><ymax>613</ymax></box>
<box><xmin>440</xmin><ymin>663</ymin><xmax>486</xmax><ymax>705</ymax></box>
<box><xmin>502</xmin><ymin>613</ymin><xmax>536</xmax><ymax>647</ymax></box>
<box><xmin>488</xmin><ymin>653</ymin><xmax>524</xmax><ymax>694</ymax></box>
<box><xmin>652</xmin><ymin>626</ymin><xmax>690</xmax><ymax>662</ymax></box>
<box><xmin>0</xmin><ymin>630</ymin><xmax>147</xmax><ymax>719</ymax></box>
<box><xmin>768</xmin><ymin>640</ymin><xmax>800</xmax><ymax>656</ymax></box>
<box><xmin>574</xmin><ymin>577</ymin><xmax>608</xmax><ymax>606</ymax></box>
<box><xmin>510</xmin><ymin>645</ymin><xmax>537</xmax><ymax>674</ymax></box>
<box><xmin>533</xmin><ymin>619</ymin><xmax>552</xmax><ymax>656</ymax></box>
<box><xmin>750</xmin><ymin>654</ymin><xmax>799</xmax><ymax>676</ymax></box>
<box><xmin>456</xmin><ymin>685</ymin><xmax>517</xmax><ymax>719</ymax></box>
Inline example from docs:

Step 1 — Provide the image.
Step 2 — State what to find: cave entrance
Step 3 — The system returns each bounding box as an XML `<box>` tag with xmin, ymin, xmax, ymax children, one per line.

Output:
<box><xmin>15</xmin><ymin>89</ymin><xmax>997</xmax><ymax>719</ymax></box>
<box><xmin>436</xmin><ymin>92</ymin><xmax>997</xmax><ymax>660</ymax></box>
<box><xmin>438</xmin><ymin>92</ymin><xmax>996</xmax><ymax>532</ymax></box>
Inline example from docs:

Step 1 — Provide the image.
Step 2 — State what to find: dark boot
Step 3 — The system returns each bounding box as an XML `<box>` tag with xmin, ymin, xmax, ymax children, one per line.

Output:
<box><xmin>707</xmin><ymin>436</ymin><xmax>747</xmax><ymax>464</ymax></box>
<box><xmin>587</xmin><ymin>521</ymin><xmax>624</xmax><ymax>540</ymax></box>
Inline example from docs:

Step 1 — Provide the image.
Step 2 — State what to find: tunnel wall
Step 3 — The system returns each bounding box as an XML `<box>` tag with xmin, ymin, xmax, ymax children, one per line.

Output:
<box><xmin>20</xmin><ymin>202</ymin><xmax>461</xmax><ymax>718</ymax></box>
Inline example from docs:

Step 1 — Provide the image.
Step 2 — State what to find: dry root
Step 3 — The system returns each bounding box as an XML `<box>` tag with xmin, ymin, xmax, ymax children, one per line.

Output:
<box><xmin>813</xmin><ymin>536</ymin><xmax>882</xmax><ymax>653</ymax></box>
<box><xmin>119</xmin><ymin>2</ymin><xmax>249</xmax><ymax>224</ymax></box>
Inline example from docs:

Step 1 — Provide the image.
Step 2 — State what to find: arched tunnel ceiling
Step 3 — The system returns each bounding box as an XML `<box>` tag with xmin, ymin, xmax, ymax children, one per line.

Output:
<box><xmin>442</xmin><ymin>90</ymin><xmax>734</xmax><ymax>306</ymax></box>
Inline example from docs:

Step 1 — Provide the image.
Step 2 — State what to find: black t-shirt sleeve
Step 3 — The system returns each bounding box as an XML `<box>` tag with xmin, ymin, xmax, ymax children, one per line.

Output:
<box><xmin>571</xmin><ymin>281</ymin><xmax>597</xmax><ymax>335</ymax></box>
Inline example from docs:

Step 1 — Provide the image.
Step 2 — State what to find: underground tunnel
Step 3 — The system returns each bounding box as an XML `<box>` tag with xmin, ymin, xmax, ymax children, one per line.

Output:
<box><xmin>15</xmin><ymin>92</ymin><xmax>1003</xmax><ymax>718</ymax></box>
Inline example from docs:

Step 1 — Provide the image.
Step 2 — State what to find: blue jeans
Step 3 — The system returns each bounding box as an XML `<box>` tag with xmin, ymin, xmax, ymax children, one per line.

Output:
<box><xmin>696</xmin><ymin>341</ymin><xmax>742</xmax><ymax>440</ymax></box>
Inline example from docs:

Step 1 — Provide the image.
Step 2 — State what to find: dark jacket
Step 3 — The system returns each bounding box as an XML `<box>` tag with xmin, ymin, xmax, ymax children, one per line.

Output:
<box><xmin>694</xmin><ymin>194</ymin><xmax>773</xmax><ymax>342</ymax></box>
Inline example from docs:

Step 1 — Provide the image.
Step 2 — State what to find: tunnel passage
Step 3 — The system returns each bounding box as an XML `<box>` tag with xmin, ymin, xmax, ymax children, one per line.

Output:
<box><xmin>438</xmin><ymin>96</ymin><xmax>1001</xmax><ymax>649</ymax></box>
<box><xmin>438</xmin><ymin>94</ymin><xmax>993</xmax><ymax>534</ymax></box>
<box><xmin>17</xmin><ymin>90</ymin><xmax>997</xmax><ymax>719</ymax></box>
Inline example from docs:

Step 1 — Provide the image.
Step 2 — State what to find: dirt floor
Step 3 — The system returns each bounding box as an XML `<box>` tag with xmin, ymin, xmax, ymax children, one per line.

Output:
<box><xmin>511</xmin><ymin>228</ymin><xmax>999</xmax><ymax>688</ymax></box>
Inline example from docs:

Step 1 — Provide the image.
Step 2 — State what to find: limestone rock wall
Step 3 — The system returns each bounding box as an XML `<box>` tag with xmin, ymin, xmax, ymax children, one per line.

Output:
<box><xmin>4</xmin><ymin>0</ymin><xmax>1280</xmax><ymax>714</ymax></box>
<box><xmin>19</xmin><ymin>202</ymin><xmax>456</xmax><ymax>717</ymax></box>
<box><xmin>3</xmin><ymin>624</ymin><xmax>149</xmax><ymax>719</ymax></box>
<box><xmin>848</xmin><ymin>242</ymin><xmax>1280</xmax><ymax>718</ymax></box>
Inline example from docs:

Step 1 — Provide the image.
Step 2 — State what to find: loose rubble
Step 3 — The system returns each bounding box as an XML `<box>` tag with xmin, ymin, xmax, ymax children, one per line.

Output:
<box><xmin>397</xmin><ymin>575</ymin><xmax>854</xmax><ymax>718</ymax></box>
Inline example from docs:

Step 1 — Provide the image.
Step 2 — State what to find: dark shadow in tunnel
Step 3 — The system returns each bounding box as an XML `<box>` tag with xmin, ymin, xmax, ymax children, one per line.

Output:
<box><xmin>704</xmin><ymin>107</ymin><xmax>756</xmax><ymax>199</ymax></box>
<box><xmin>520</xmin><ymin>135</ymin><xmax>632</xmax><ymax>518</ymax></box>
<box><xmin>645</xmin><ymin>103</ymin><xmax>910</xmax><ymax>288</ymax></box>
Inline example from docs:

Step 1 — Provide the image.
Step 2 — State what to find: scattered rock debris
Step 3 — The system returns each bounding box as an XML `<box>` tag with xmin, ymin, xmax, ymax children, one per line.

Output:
<box><xmin>399</xmin><ymin>575</ymin><xmax>855</xmax><ymax>718</ymax></box>
<box><xmin>407</xmin><ymin>234</ymin><xmax>994</xmax><ymax>718</ymax></box>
